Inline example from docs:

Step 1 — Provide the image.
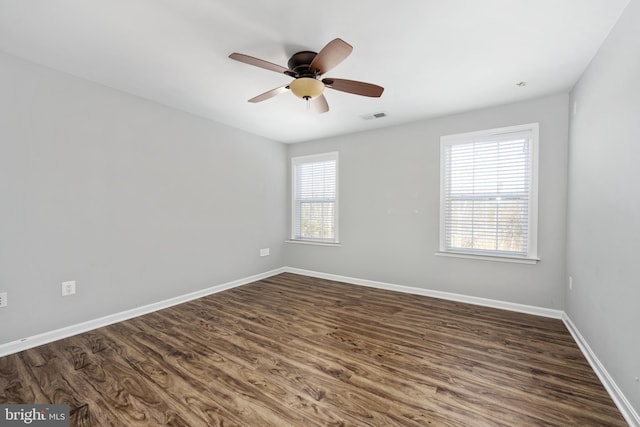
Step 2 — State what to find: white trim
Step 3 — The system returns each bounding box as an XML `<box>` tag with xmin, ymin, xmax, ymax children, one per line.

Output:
<box><xmin>528</xmin><ymin>123</ymin><xmax>540</xmax><ymax>258</ymax></box>
<box><xmin>0</xmin><ymin>267</ymin><xmax>286</xmax><ymax>358</ymax></box>
<box><xmin>435</xmin><ymin>251</ymin><xmax>539</xmax><ymax>264</ymax></box>
<box><xmin>290</xmin><ymin>152</ymin><xmax>338</xmax><ymax>164</ymax></box>
<box><xmin>441</xmin><ymin>124</ymin><xmax>537</xmax><ymax>143</ymax></box>
<box><xmin>439</xmin><ymin>123</ymin><xmax>539</xmax><ymax>260</ymax></box>
<box><xmin>290</xmin><ymin>151</ymin><xmax>339</xmax><ymax>243</ymax></box>
<box><xmin>285</xmin><ymin>239</ymin><xmax>342</xmax><ymax>247</ymax></box>
<box><xmin>283</xmin><ymin>267</ymin><xmax>562</xmax><ymax>319</ymax></box>
<box><xmin>562</xmin><ymin>313</ymin><xmax>640</xmax><ymax>427</ymax></box>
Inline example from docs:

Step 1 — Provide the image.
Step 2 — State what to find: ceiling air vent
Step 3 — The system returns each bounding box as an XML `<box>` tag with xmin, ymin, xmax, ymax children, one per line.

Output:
<box><xmin>361</xmin><ymin>112</ymin><xmax>387</xmax><ymax>120</ymax></box>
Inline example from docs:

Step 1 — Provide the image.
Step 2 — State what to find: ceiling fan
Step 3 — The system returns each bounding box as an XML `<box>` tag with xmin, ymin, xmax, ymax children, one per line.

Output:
<box><xmin>229</xmin><ymin>38</ymin><xmax>384</xmax><ymax>113</ymax></box>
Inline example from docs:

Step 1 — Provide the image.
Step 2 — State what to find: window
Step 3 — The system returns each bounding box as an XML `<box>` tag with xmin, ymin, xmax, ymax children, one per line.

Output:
<box><xmin>439</xmin><ymin>124</ymin><xmax>539</xmax><ymax>262</ymax></box>
<box><xmin>291</xmin><ymin>152</ymin><xmax>338</xmax><ymax>243</ymax></box>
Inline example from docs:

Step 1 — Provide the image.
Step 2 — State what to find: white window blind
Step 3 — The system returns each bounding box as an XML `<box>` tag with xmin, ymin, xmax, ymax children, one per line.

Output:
<box><xmin>440</xmin><ymin>124</ymin><xmax>538</xmax><ymax>260</ymax></box>
<box><xmin>291</xmin><ymin>152</ymin><xmax>338</xmax><ymax>243</ymax></box>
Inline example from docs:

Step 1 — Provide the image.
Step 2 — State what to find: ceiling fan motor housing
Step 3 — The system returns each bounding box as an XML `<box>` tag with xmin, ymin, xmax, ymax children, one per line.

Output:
<box><xmin>287</xmin><ymin>51</ymin><xmax>324</xmax><ymax>100</ymax></box>
<box><xmin>288</xmin><ymin>51</ymin><xmax>319</xmax><ymax>77</ymax></box>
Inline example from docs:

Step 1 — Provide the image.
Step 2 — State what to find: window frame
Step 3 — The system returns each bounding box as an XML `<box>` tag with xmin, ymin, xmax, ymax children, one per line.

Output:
<box><xmin>438</xmin><ymin>123</ymin><xmax>539</xmax><ymax>263</ymax></box>
<box><xmin>290</xmin><ymin>152</ymin><xmax>339</xmax><ymax>245</ymax></box>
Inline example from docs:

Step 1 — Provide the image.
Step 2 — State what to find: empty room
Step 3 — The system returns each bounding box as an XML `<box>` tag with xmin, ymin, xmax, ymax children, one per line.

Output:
<box><xmin>1</xmin><ymin>0</ymin><xmax>639</xmax><ymax>426</ymax></box>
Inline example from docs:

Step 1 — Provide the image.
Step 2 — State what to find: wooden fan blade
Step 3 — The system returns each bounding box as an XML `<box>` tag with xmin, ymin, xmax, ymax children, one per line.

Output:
<box><xmin>229</xmin><ymin>53</ymin><xmax>293</xmax><ymax>75</ymax></box>
<box><xmin>309</xmin><ymin>39</ymin><xmax>353</xmax><ymax>75</ymax></box>
<box><xmin>248</xmin><ymin>86</ymin><xmax>289</xmax><ymax>103</ymax></box>
<box><xmin>310</xmin><ymin>94</ymin><xmax>329</xmax><ymax>114</ymax></box>
<box><xmin>322</xmin><ymin>78</ymin><xmax>384</xmax><ymax>97</ymax></box>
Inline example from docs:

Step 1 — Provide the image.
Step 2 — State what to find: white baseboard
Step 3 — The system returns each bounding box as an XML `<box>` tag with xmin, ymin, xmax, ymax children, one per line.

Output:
<box><xmin>283</xmin><ymin>267</ymin><xmax>563</xmax><ymax>319</ymax></box>
<box><xmin>562</xmin><ymin>313</ymin><xmax>640</xmax><ymax>427</ymax></box>
<box><xmin>2</xmin><ymin>266</ymin><xmax>635</xmax><ymax>425</ymax></box>
<box><xmin>0</xmin><ymin>267</ymin><xmax>286</xmax><ymax>358</ymax></box>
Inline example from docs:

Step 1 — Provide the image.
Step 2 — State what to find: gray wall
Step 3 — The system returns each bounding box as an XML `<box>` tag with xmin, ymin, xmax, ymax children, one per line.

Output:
<box><xmin>285</xmin><ymin>94</ymin><xmax>569</xmax><ymax>309</ymax></box>
<box><xmin>566</xmin><ymin>0</ymin><xmax>640</xmax><ymax>413</ymax></box>
<box><xmin>0</xmin><ymin>52</ymin><xmax>287</xmax><ymax>344</ymax></box>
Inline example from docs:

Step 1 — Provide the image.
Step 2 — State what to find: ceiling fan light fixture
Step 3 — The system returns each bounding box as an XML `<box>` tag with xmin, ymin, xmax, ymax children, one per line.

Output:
<box><xmin>229</xmin><ymin>38</ymin><xmax>383</xmax><ymax>114</ymax></box>
<box><xmin>289</xmin><ymin>77</ymin><xmax>324</xmax><ymax>100</ymax></box>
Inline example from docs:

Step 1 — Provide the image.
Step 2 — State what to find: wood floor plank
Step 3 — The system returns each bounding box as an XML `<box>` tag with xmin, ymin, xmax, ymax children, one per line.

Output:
<box><xmin>0</xmin><ymin>273</ymin><xmax>627</xmax><ymax>426</ymax></box>
<box><xmin>105</xmin><ymin>323</ymin><xmax>310</xmax><ymax>426</ymax></box>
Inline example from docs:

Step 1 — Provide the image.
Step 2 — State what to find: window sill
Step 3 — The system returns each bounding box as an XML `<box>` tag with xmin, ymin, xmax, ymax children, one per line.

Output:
<box><xmin>285</xmin><ymin>239</ymin><xmax>342</xmax><ymax>247</ymax></box>
<box><xmin>434</xmin><ymin>251</ymin><xmax>539</xmax><ymax>264</ymax></box>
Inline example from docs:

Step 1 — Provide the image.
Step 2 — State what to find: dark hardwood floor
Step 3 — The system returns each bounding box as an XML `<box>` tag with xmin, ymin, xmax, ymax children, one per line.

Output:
<box><xmin>0</xmin><ymin>273</ymin><xmax>627</xmax><ymax>426</ymax></box>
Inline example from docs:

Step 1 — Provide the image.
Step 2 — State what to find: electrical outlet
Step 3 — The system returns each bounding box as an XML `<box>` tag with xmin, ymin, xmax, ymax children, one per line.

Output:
<box><xmin>569</xmin><ymin>276</ymin><xmax>573</xmax><ymax>291</ymax></box>
<box><xmin>260</xmin><ymin>248</ymin><xmax>270</xmax><ymax>257</ymax></box>
<box><xmin>0</xmin><ymin>292</ymin><xmax>7</xmax><ymax>308</ymax></box>
<box><xmin>62</xmin><ymin>280</ymin><xmax>76</xmax><ymax>296</ymax></box>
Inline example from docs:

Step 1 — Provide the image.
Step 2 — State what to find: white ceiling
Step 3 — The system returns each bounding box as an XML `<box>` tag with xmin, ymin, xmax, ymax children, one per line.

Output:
<box><xmin>0</xmin><ymin>0</ymin><xmax>630</xmax><ymax>143</ymax></box>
